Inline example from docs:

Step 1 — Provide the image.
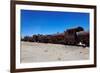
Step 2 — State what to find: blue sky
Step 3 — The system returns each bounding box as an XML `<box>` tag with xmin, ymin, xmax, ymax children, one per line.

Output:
<box><xmin>21</xmin><ymin>9</ymin><xmax>89</xmax><ymax>37</ymax></box>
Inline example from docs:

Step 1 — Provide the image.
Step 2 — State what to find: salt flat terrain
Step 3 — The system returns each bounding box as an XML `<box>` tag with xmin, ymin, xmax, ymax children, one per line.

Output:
<box><xmin>21</xmin><ymin>41</ymin><xmax>89</xmax><ymax>63</ymax></box>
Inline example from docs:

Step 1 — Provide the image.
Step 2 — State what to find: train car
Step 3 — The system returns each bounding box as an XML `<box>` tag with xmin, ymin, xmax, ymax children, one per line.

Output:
<box><xmin>50</xmin><ymin>33</ymin><xmax>65</xmax><ymax>44</ymax></box>
<box><xmin>64</xmin><ymin>27</ymin><xmax>84</xmax><ymax>45</ymax></box>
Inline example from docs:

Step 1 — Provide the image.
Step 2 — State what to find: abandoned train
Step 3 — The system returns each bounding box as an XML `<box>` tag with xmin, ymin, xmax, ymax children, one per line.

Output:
<box><xmin>21</xmin><ymin>27</ymin><xmax>89</xmax><ymax>47</ymax></box>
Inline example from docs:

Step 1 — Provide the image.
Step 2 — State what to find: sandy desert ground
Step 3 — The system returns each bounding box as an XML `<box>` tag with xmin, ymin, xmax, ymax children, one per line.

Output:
<box><xmin>21</xmin><ymin>41</ymin><xmax>89</xmax><ymax>63</ymax></box>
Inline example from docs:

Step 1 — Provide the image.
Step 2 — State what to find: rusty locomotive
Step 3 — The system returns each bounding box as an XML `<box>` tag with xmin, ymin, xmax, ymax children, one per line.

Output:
<box><xmin>21</xmin><ymin>27</ymin><xmax>89</xmax><ymax>47</ymax></box>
